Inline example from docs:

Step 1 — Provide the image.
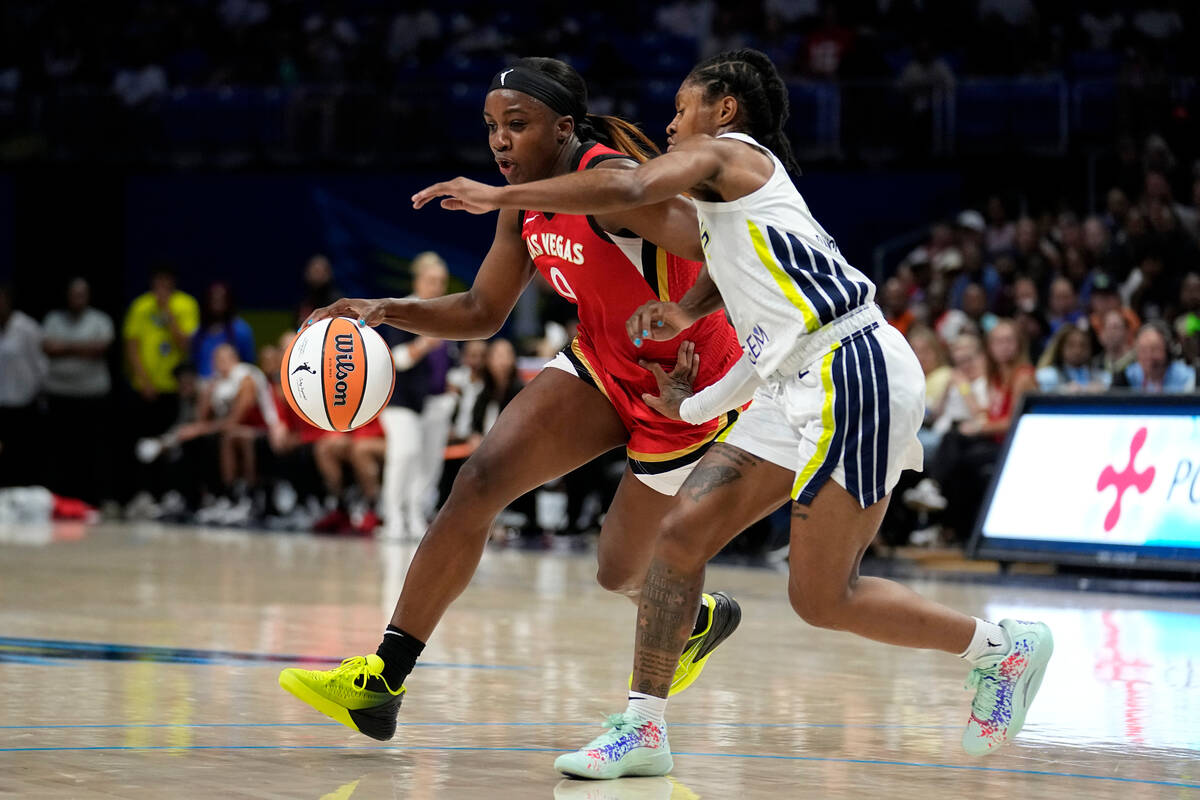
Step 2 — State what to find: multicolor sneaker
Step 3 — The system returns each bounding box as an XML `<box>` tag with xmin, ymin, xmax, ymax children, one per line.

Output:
<box><xmin>554</xmin><ymin>713</ymin><xmax>673</xmax><ymax>779</ymax></box>
<box><xmin>629</xmin><ymin>591</ymin><xmax>741</xmax><ymax>697</ymax></box>
<box><xmin>962</xmin><ymin>618</ymin><xmax>1053</xmax><ymax>756</ymax></box>
<box><xmin>278</xmin><ymin>654</ymin><xmax>405</xmax><ymax>741</ymax></box>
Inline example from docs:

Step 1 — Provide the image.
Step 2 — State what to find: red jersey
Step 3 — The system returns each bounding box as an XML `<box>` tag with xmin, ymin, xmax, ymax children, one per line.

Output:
<box><xmin>520</xmin><ymin>142</ymin><xmax>745</xmax><ymax>474</ymax></box>
<box><xmin>520</xmin><ymin>142</ymin><xmax>741</xmax><ymax>395</ymax></box>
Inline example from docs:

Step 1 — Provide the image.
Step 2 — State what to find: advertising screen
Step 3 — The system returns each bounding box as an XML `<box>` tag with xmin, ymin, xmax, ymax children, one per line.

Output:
<box><xmin>969</xmin><ymin>394</ymin><xmax>1200</xmax><ymax>571</ymax></box>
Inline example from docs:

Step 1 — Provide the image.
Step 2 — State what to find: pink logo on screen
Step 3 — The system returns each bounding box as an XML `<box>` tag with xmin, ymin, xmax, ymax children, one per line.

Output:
<box><xmin>1096</xmin><ymin>427</ymin><xmax>1155</xmax><ymax>532</ymax></box>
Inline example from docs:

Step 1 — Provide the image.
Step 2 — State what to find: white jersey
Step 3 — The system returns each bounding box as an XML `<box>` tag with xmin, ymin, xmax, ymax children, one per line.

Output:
<box><xmin>693</xmin><ymin>132</ymin><xmax>877</xmax><ymax>379</ymax></box>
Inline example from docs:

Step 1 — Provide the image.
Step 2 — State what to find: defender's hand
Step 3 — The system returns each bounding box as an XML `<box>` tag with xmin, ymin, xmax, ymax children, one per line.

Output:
<box><xmin>639</xmin><ymin>340</ymin><xmax>700</xmax><ymax>421</ymax></box>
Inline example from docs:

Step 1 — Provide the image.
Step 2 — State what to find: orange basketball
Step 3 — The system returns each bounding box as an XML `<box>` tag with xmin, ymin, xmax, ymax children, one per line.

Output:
<box><xmin>280</xmin><ymin>317</ymin><xmax>395</xmax><ymax>432</ymax></box>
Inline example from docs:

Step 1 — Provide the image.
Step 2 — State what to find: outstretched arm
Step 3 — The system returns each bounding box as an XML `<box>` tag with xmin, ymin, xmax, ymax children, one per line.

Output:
<box><xmin>307</xmin><ymin>209</ymin><xmax>535</xmax><ymax>340</ymax></box>
<box><xmin>412</xmin><ymin>138</ymin><xmax>724</xmax><ymax>216</ymax></box>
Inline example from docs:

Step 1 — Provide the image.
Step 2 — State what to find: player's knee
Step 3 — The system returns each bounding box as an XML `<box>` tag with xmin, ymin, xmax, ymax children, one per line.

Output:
<box><xmin>787</xmin><ymin>581</ymin><xmax>845</xmax><ymax>630</ymax></box>
<box><xmin>656</xmin><ymin>511</ymin><xmax>707</xmax><ymax>573</ymax></box>
<box><xmin>595</xmin><ymin>562</ymin><xmax>641</xmax><ymax>597</ymax></box>
<box><xmin>444</xmin><ymin>452</ymin><xmax>515</xmax><ymax>516</ymax></box>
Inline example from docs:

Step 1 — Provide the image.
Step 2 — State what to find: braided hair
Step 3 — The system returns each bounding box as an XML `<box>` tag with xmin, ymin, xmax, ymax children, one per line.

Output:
<box><xmin>685</xmin><ymin>49</ymin><xmax>801</xmax><ymax>179</ymax></box>
<box><xmin>510</xmin><ymin>56</ymin><xmax>660</xmax><ymax>163</ymax></box>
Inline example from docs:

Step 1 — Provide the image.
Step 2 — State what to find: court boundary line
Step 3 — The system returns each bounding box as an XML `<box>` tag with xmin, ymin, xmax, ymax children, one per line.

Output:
<box><xmin>0</xmin><ymin>721</ymin><xmax>959</xmax><ymax>731</ymax></box>
<box><xmin>0</xmin><ymin>743</ymin><xmax>1194</xmax><ymax>789</ymax></box>
<box><xmin>0</xmin><ymin>636</ymin><xmax>525</xmax><ymax>670</ymax></box>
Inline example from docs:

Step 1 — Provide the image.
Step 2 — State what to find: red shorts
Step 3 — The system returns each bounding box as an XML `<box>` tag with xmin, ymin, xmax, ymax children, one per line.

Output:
<box><xmin>556</xmin><ymin>337</ymin><xmax>742</xmax><ymax>490</ymax></box>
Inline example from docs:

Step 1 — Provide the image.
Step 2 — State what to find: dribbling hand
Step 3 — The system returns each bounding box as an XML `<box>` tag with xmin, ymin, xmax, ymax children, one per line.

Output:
<box><xmin>412</xmin><ymin>178</ymin><xmax>502</xmax><ymax>214</ymax></box>
<box><xmin>639</xmin><ymin>340</ymin><xmax>699</xmax><ymax>422</ymax></box>
<box><xmin>626</xmin><ymin>301</ymin><xmax>694</xmax><ymax>347</ymax></box>
<box><xmin>304</xmin><ymin>298</ymin><xmax>388</xmax><ymax>329</ymax></box>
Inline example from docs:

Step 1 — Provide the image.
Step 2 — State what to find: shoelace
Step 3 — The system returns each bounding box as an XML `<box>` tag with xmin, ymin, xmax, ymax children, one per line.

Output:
<box><xmin>331</xmin><ymin>656</ymin><xmax>385</xmax><ymax>691</ymax></box>
<box><xmin>601</xmin><ymin>713</ymin><xmax>633</xmax><ymax>732</ymax></box>
<box><xmin>965</xmin><ymin>667</ymin><xmax>1001</xmax><ymax>720</ymax></box>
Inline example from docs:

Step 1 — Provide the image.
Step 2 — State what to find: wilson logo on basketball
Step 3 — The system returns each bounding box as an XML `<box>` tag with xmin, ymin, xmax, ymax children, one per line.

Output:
<box><xmin>332</xmin><ymin>333</ymin><xmax>356</xmax><ymax>407</ymax></box>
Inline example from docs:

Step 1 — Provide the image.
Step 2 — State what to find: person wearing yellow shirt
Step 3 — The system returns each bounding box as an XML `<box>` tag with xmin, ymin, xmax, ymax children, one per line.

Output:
<box><xmin>124</xmin><ymin>265</ymin><xmax>200</xmax><ymax>435</ymax></box>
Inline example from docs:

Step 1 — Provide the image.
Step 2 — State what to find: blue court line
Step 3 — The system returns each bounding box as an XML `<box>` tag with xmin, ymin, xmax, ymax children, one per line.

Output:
<box><xmin>0</xmin><ymin>722</ymin><xmax>957</xmax><ymax>731</ymax></box>
<box><xmin>0</xmin><ymin>744</ymin><xmax>1193</xmax><ymax>790</ymax></box>
<box><xmin>0</xmin><ymin>636</ymin><xmax>524</xmax><ymax>670</ymax></box>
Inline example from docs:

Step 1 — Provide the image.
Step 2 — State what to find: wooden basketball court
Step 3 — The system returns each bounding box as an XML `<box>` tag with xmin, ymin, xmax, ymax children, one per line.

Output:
<box><xmin>2</xmin><ymin>522</ymin><xmax>1197</xmax><ymax>798</ymax></box>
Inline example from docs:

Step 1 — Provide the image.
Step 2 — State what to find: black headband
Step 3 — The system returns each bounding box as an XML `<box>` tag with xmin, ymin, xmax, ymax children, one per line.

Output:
<box><xmin>488</xmin><ymin>66</ymin><xmax>586</xmax><ymax>122</ymax></box>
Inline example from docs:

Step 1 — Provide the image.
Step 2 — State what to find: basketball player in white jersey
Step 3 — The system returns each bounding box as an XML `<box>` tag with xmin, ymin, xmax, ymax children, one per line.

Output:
<box><xmin>414</xmin><ymin>49</ymin><xmax>1053</xmax><ymax>778</ymax></box>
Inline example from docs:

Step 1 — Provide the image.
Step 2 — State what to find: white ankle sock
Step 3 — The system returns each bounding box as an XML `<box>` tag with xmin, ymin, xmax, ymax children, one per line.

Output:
<box><xmin>625</xmin><ymin>691</ymin><xmax>667</xmax><ymax>725</ymax></box>
<box><xmin>958</xmin><ymin>618</ymin><xmax>1009</xmax><ymax>665</ymax></box>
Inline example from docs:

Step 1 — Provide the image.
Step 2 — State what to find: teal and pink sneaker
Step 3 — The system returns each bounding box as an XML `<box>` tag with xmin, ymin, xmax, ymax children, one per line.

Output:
<box><xmin>554</xmin><ymin>713</ymin><xmax>673</xmax><ymax>779</ymax></box>
<box><xmin>962</xmin><ymin>618</ymin><xmax>1054</xmax><ymax>756</ymax></box>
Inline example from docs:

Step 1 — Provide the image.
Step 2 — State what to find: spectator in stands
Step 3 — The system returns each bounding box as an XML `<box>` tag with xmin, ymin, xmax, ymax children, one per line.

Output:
<box><xmin>804</xmin><ymin>3</ymin><xmax>855</xmax><ymax>78</ymax></box>
<box><xmin>1103</xmin><ymin>188</ymin><xmax>1131</xmax><ymax>234</ymax></box>
<box><xmin>1061</xmin><ymin>247</ymin><xmax>1094</xmax><ymax>300</ymax></box>
<box><xmin>1174</xmin><ymin>271</ymin><xmax>1200</xmax><ymax>363</ymax></box>
<box><xmin>471</xmin><ymin>337</ymin><xmax>537</xmax><ymax>538</ymax></box>
<box><xmin>1036</xmin><ymin>326</ymin><xmax>1109</xmax><ymax>393</ymax></box>
<box><xmin>439</xmin><ymin>339</ymin><xmax>488</xmax><ymax>505</ymax></box>
<box><xmin>961</xmin><ymin>282</ymin><xmax>998</xmax><ymax>335</ymax></box>
<box><xmin>1013</xmin><ymin>216</ymin><xmax>1053</xmax><ymax>287</ymax></box>
<box><xmin>983</xmin><ymin>196</ymin><xmax>1016</xmax><ymax>259</ymax></box>
<box><xmin>1082</xmin><ymin>215</ymin><xmax>1118</xmax><ymax>275</ymax></box>
<box><xmin>1121</xmin><ymin>248</ymin><xmax>1178</xmax><ymax>322</ymax></box>
<box><xmin>379</xmin><ymin>252</ymin><xmax>452</xmax><ymax>540</ymax></box>
<box><xmin>42</xmin><ymin>278</ymin><xmax>115</xmax><ymax>505</ymax></box>
<box><xmin>193</xmin><ymin>343</ymin><xmax>283</xmax><ymax>524</ymax></box>
<box><xmin>906</xmin><ymin>325</ymin><xmax>953</xmax><ymax>459</ymax></box>
<box><xmin>1087</xmin><ymin>273</ymin><xmax>1139</xmax><ymax>335</ymax></box>
<box><xmin>1114</xmin><ymin>207</ymin><xmax>1150</xmax><ymax>280</ymax></box>
<box><xmin>925</xmin><ymin>277</ymin><xmax>970</xmax><ymax>342</ymax></box>
<box><xmin>1112</xmin><ymin>322</ymin><xmax>1196</xmax><ymax>392</ymax></box>
<box><xmin>126</xmin><ymin>361</ymin><xmax>206</xmax><ymax>520</ymax></box>
<box><xmin>881</xmin><ymin>277</ymin><xmax>915</xmax><ymax>337</ymax></box>
<box><xmin>1093</xmin><ymin>308</ymin><xmax>1136</xmax><ymax>380</ymax></box>
<box><xmin>901</xmin><ymin>331</ymin><xmax>989</xmax><ymax>536</ymax></box>
<box><xmin>1012</xmin><ymin>275</ymin><xmax>1039</xmax><ymax>315</ymax></box>
<box><xmin>1046</xmin><ymin>276</ymin><xmax>1085</xmax><ymax>334</ymax></box>
<box><xmin>310</xmin><ymin>422</ymin><xmax>386</xmax><ymax>535</ymax></box>
<box><xmin>1179</xmin><ymin>177</ymin><xmax>1200</xmax><ymax>243</ymax></box>
<box><xmin>258</xmin><ymin>330</ymin><xmax>326</xmax><ymax>528</ymax></box>
<box><xmin>0</xmin><ymin>284</ymin><xmax>47</xmax><ymax>488</ymax></box>
<box><xmin>949</xmin><ymin>240</ymin><xmax>1002</xmax><ymax>312</ymax></box>
<box><xmin>472</xmin><ymin>338</ymin><xmax>523</xmax><ymax>437</ymax></box>
<box><xmin>912</xmin><ymin>320</ymin><xmax>1035</xmax><ymax>542</ymax></box>
<box><xmin>124</xmin><ymin>265</ymin><xmax>200</xmax><ymax>440</ymax></box>
<box><xmin>296</xmin><ymin>254</ymin><xmax>341</xmax><ymax>326</ymax></box>
<box><xmin>192</xmin><ymin>281</ymin><xmax>256</xmax><ymax>378</ymax></box>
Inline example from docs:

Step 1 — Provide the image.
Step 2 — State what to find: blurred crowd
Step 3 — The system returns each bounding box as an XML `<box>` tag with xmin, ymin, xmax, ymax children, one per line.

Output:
<box><xmin>2</xmin><ymin>0</ymin><xmax>1193</xmax><ymax>96</ymax></box>
<box><xmin>876</xmin><ymin>134</ymin><xmax>1198</xmax><ymax>546</ymax></box>
<box><xmin>2</xmin><ymin>127</ymin><xmax>1200</xmax><ymax>546</ymax></box>
<box><xmin>0</xmin><ymin>252</ymin><xmax>621</xmax><ymax>538</ymax></box>
<box><xmin>1</xmin><ymin>1</ymin><xmax>1195</xmax><ymax>168</ymax></box>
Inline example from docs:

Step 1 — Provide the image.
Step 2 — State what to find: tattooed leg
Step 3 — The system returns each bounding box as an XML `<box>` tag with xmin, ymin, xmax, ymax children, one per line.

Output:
<box><xmin>628</xmin><ymin>444</ymin><xmax>794</xmax><ymax>697</ymax></box>
<box><xmin>634</xmin><ymin>558</ymin><xmax>707</xmax><ymax>697</ymax></box>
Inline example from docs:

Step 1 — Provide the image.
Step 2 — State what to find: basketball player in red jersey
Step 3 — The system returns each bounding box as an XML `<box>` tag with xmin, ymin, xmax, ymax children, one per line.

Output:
<box><xmin>277</xmin><ymin>58</ymin><xmax>745</xmax><ymax>741</ymax></box>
